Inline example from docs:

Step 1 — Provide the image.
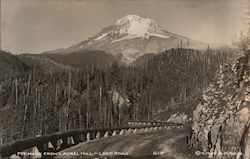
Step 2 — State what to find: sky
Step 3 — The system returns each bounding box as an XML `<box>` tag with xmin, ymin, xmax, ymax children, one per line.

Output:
<box><xmin>0</xmin><ymin>0</ymin><xmax>248</xmax><ymax>54</ymax></box>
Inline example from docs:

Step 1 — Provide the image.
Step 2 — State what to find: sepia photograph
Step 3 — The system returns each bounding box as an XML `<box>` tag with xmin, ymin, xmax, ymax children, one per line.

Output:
<box><xmin>0</xmin><ymin>0</ymin><xmax>249</xmax><ymax>159</ymax></box>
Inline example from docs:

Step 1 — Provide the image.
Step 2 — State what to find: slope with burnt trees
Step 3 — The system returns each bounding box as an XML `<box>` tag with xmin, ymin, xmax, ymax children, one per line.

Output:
<box><xmin>0</xmin><ymin>48</ymin><xmax>234</xmax><ymax>145</ymax></box>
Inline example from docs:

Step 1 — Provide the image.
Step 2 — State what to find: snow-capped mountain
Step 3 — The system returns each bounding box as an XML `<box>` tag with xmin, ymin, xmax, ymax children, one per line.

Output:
<box><xmin>46</xmin><ymin>14</ymin><xmax>207</xmax><ymax>64</ymax></box>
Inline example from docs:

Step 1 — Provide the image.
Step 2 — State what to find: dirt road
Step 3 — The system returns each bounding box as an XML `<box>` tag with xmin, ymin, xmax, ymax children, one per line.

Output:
<box><xmin>54</xmin><ymin>127</ymin><xmax>207</xmax><ymax>159</ymax></box>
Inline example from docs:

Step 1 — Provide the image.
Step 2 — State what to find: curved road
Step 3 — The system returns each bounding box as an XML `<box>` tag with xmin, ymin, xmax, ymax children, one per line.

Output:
<box><xmin>54</xmin><ymin>127</ymin><xmax>207</xmax><ymax>159</ymax></box>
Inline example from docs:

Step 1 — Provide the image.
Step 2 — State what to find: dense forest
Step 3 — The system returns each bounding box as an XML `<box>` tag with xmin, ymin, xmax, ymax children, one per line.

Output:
<box><xmin>0</xmin><ymin>48</ymin><xmax>236</xmax><ymax>145</ymax></box>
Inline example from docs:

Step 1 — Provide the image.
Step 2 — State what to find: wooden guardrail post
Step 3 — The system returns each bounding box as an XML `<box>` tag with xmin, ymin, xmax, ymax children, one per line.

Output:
<box><xmin>59</xmin><ymin>137</ymin><xmax>71</xmax><ymax>150</ymax></box>
<box><xmin>96</xmin><ymin>132</ymin><xmax>101</xmax><ymax>139</ymax></box>
<box><xmin>86</xmin><ymin>133</ymin><xmax>91</xmax><ymax>141</ymax></box>
<box><xmin>67</xmin><ymin>136</ymin><xmax>75</xmax><ymax>145</ymax></box>
<box><xmin>50</xmin><ymin>140</ymin><xmax>58</xmax><ymax>151</ymax></box>
<box><xmin>56</xmin><ymin>139</ymin><xmax>63</xmax><ymax>150</ymax></box>
<box><xmin>86</xmin><ymin>132</ymin><xmax>95</xmax><ymax>141</ymax></box>
<box><xmin>133</xmin><ymin>128</ymin><xmax>138</xmax><ymax>133</ymax></box>
<box><xmin>127</xmin><ymin>128</ymin><xmax>132</xmax><ymax>134</ymax></box>
<box><xmin>104</xmin><ymin>131</ymin><xmax>109</xmax><ymax>138</ymax></box>
<box><xmin>119</xmin><ymin>129</ymin><xmax>125</xmax><ymax>135</ymax></box>
<box><xmin>112</xmin><ymin>130</ymin><xmax>117</xmax><ymax>136</ymax></box>
<box><xmin>47</xmin><ymin>141</ymin><xmax>54</xmax><ymax>149</ymax></box>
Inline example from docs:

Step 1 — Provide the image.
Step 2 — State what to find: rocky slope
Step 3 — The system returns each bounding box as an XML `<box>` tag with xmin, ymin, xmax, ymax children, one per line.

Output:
<box><xmin>189</xmin><ymin>51</ymin><xmax>249</xmax><ymax>159</ymax></box>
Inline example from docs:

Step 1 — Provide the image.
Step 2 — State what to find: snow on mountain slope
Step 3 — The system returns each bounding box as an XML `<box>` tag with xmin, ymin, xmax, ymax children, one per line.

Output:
<box><xmin>45</xmin><ymin>14</ymin><xmax>207</xmax><ymax>64</ymax></box>
<box><xmin>112</xmin><ymin>14</ymin><xmax>170</xmax><ymax>41</ymax></box>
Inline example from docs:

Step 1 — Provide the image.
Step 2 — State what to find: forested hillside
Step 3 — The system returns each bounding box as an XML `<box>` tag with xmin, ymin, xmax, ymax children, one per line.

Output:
<box><xmin>0</xmin><ymin>51</ymin><xmax>29</xmax><ymax>81</ymax></box>
<box><xmin>0</xmin><ymin>48</ymin><xmax>235</xmax><ymax>145</ymax></box>
<box><xmin>24</xmin><ymin>50</ymin><xmax>117</xmax><ymax>68</ymax></box>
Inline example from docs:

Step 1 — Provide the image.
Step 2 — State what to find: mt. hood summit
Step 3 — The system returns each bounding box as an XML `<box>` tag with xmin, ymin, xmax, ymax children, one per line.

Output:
<box><xmin>46</xmin><ymin>14</ymin><xmax>206</xmax><ymax>64</ymax></box>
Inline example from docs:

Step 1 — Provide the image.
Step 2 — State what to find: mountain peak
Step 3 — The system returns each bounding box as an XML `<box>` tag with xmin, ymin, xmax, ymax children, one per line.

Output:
<box><xmin>51</xmin><ymin>14</ymin><xmax>207</xmax><ymax>64</ymax></box>
<box><xmin>116</xmin><ymin>14</ymin><xmax>154</xmax><ymax>25</ymax></box>
<box><xmin>112</xmin><ymin>14</ymin><xmax>167</xmax><ymax>41</ymax></box>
